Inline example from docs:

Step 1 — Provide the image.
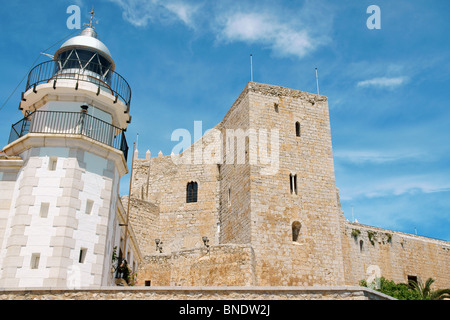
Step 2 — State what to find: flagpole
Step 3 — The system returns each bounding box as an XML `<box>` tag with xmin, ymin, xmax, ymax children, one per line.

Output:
<box><xmin>250</xmin><ymin>54</ymin><xmax>253</xmax><ymax>82</ymax></box>
<box><xmin>315</xmin><ymin>67</ymin><xmax>320</xmax><ymax>95</ymax></box>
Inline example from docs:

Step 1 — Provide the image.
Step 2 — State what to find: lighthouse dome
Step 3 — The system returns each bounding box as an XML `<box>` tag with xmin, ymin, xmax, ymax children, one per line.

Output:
<box><xmin>54</xmin><ymin>27</ymin><xmax>115</xmax><ymax>72</ymax></box>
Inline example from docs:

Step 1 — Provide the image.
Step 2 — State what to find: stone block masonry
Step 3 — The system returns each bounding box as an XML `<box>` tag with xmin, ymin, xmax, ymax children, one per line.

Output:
<box><xmin>0</xmin><ymin>145</ymin><xmax>125</xmax><ymax>288</ymax></box>
<box><xmin>127</xmin><ymin>81</ymin><xmax>450</xmax><ymax>290</ymax></box>
<box><xmin>0</xmin><ymin>286</ymin><xmax>394</xmax><ymax>300</ymax></box>
<box><xmin>341</xmin><ymin>221</ymin><xmax>450</xmax><ymax>288</ymax></box>
<box><xmin>138</xmin><ymin>244</ymin><xmax>255</xmax><ymax>286</ymax></box>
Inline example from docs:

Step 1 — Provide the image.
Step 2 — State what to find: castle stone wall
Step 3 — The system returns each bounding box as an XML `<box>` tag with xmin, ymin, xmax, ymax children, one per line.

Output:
<box><xmin>121</xmin><ymin>196</ymin><xmax>160</xmax><ymax>257</ymax></box>
<box><xmin>137</xmin><ymin>244</ymin><xmax>255</xmax><ymax>286</ymax></box>
<box><xmin>126</xmin><ymin>82</ymin><xmax>449</xmax><ymax>290</ymax></box>
<box><xmin>243</xmin><ymin>84</ymin><xmax>345</xmax><ymax>286</ymax></box>
<box><xmin>129</xmin><ymin>136</ymin><xmax>220</xmax><ymax>255</ymax></box>
<box><xmin>217</xmin><ymin>89</ymin><xmax>252</xmax><ymax>245</ymax></box>
<box><xmin>342</xmin><ymin>222</ymin><xmax>450</xmax><ymax>288</ymax></box>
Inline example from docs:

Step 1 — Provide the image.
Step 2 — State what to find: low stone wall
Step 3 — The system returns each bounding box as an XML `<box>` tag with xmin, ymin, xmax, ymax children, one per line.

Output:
<box><xmin>0</xmin><ymin>286</ymin><xmax>394</xmax><ymax>300</ymax></box>
<box><xmin>137</xmin><ymin>244</ymin><xmax>256</xmax><ymax>286</ymax></box>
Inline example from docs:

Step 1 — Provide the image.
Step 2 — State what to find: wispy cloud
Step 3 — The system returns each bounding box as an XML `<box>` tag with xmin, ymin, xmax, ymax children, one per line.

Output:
<box><xmin>105</xmin><ymin>0</ymin><xmax>333</xmax><ymax>59</ymax></box>
<box><xmin>164</xmin><ymin>2</ymin><xmax>199</xmax><ymax>26</ymax></box>
<box><xmin>366</xmin><ymin>180</ymin><xmax>450</xmax><ymax>198</ymax></box>
<box><xmin>217</xmin><ymin>12</ymin><xmax>317</xmax><ymax>59</ymax></box>
<box><xmin>334</xmin><ymin>149</ymin><xmax>425</xmax><ymax>165</ymax></box>
<box><xmin>339</xmin><ymin>175</ymin><xmax>450</xmax><ymax>201</ymax></box>
<box><xmin>357</xmin><ymin>76</ymin><xmax>409</xmax><ymax>88</ymax></box>
<box><xmin>335</xmin><ymin>148</ymin><xmax>449</xmax><ymax>200</ymax></box>
<box><xmin>104</xmin><ymin>0</ymin><xmax>199</xmax><ymax>27</ymax></box>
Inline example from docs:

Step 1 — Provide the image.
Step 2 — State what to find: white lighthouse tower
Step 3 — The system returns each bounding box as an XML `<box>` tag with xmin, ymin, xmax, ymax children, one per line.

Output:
<box><xmin>0</xmin><ymin>12</ymin><xmax>136</xmax><ymax>287</ymax></box>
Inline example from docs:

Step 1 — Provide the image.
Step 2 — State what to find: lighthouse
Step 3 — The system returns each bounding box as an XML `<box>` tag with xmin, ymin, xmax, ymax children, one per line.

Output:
<box><xmin>0</xmin><ymin>11</ymin><xmax>138</xmax><ymax>287</ymax></box>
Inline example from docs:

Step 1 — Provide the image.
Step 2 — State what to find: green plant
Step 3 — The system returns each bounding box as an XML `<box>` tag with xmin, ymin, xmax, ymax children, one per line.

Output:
<box><xmin>360</xmin><ymin>277</ymin><xmax>450</xmax><ymax>300</ymax></box>
<box><xmin>127</xmin><ymin>270</ymin><xmax>138</xmax><ymax>286</ymax></box>
<box><xmin>360</xmin><ymin>277</ymin><xmax>420</xmax><ymax>300</ymax></box>
<box><xmin>111</xmin><ymin>246</ymin><xmax>118</xmax><ymax>263</ymax></box>
<box><xmin>367</xmin><ymin>231</ymin><xmax>376</xmax><ymax>245</ymax></box>
<box><xmin>351</xmin><ymin>229</ymin><xmax>361</xmax><ymax>239</ymax></box>
<box><xmin>409</xmin><ymin>278</ymin><xmax>450</xmax><ymax>300</ymax></box>
<box><xmin>385</xmin><ymin>233</ymin><xmax>392</xmax><ymax>243</ymax></box>
<box><xmin>126</xmin><ymin>267</ymin><xmax>136</xmax><ymax>286</ymax></box>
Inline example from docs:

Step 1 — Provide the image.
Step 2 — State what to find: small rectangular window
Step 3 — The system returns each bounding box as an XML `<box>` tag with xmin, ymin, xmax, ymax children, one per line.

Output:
<box><xmin>48</xmin><ymin>157</ymin><xmax>57</xmax><ymax>171</ymax></box>
<box><xmin>31</xmin><ymin>253</ymin><xmax>40</xmax><ymax>269</ymax></box>
<box><xmin>289</xmin><ymin>174</ymin><xmax>293</xmax><ymax>194</ymax></box>
<box><xmin>294</xmin><ymin>174</ymin><xmax>298</xmax><ymax>195</ymax></box>
<box><xmin>290</xmin><ymin>174</ymin><xmax>298</xmax><ymax>195</ymax></box>
<box><xmin>228</xmin><ymin>188</ymin><xmax>231</xmax><ymax>206</ymax></box>
<box><xmin>85</xmin><ymin>200</ymin><xmax>94</xmax><ymax>215</ymax></box>
<box><xmin>145</xmin><ymin>280</ymin><xmax>151</xmax><ymax>286</ymax></box>
<box><xmin>79</xmin><ymin>248</ymin><xmax>87</xmax><ymax>263</ymax></box>
<box><xmin>295</xmin><ymin>122</ymin><xmax>301</xmax><ymax>137</ymax></box>
<box><xmin>40</xmin><ymin>202</ymin><xmax>50</xmax><ymax>218</ymax></box>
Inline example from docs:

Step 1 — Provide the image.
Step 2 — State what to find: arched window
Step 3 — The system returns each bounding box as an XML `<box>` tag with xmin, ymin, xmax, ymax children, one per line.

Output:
<box><xmin>186</xmin><ymin>181</ymin><xmax>198</xmax><ymax>203</ymax></box>
<box><xmin>359</xmin><ymin>240</ymin><xmax>364</xmax><ymax>252</ymax></box>
<box><xmin>295</xmin><ymin>122</ymin><xmax>301</xmax><ymax>137</ymax></box>
<box><xmin>292</xmin><ymin>221</ymin><xmax>302</xmax><ymax>242</ymax></box>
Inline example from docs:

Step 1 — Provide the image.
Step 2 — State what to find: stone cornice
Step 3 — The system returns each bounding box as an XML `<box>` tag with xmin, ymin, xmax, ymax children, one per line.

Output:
<box><xmin>2</xmin><ymin>133</ymin><xmax>128</xmax><ymax>177</ymax></box>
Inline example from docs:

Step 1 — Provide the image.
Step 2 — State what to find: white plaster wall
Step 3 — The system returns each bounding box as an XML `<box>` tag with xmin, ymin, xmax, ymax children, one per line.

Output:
<box><xmin>102</xmin><ymin>167</ymin><xmax>119</xmax><ymax>286</ymax></box>
<box><xmin>41</xmin><ymin>101</ymin><xmax>113</xmax><ymax>124</ymax></box>
<box><xmin>0</xmin><ymin>179</ymin><xmax>15</xmax><ymax>257</ymax></box>
<box><xmin>0</xmin><ymin>165</ymin><xmax>25</xmax><ymax>287</ymax></box>
<box><xmin>16</xmin><ymin>148</ymin><xmax>67</xmax><ymax>287</ymax></box>
<box><xmin>0</xmin><ymin>147</ymin><xmax>121</xmax><ymax>287</ymax></box>
<box><xmin>104</xmin><ymin>211</ymin><xmax>118</xmax><ymax>286</ymax></box>
<box><xmin>0</xmin><ymin>141</ymin><xmax>136</xmax><ymax>288</ymax></box>
<box><xmin>73</xmin><ymin>153</ymin><xmax>107</xmax><ymax>286</ymax></box>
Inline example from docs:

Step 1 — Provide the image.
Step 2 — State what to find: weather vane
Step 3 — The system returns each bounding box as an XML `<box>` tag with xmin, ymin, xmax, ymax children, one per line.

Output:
<box><xmin>84</xmin><ymin>7</ymin><xmax>97</xmax><ymax>29</ymax></box>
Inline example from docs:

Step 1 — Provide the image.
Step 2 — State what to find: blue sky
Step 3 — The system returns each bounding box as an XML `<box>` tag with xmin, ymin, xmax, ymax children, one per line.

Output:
<box><xmin>0</xmin><ymin>0</ymin><xmax>449</xmax><ymax>241</ymax></box>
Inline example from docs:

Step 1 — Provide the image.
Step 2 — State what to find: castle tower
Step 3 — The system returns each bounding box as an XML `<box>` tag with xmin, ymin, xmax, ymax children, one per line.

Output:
<box><xmin>0</xmin><ymin>13</ymin><xmax>132</xmax><ymax>287</ymax></box>
<box><xmin>132</xmin><ymin>82</ymin><xmax>346</xmax><ymax>287</ymax></box>
<box><xmin>214</xmin><ymin>82</ymin><xmax>346</xmax><ymax>286</ymax></box>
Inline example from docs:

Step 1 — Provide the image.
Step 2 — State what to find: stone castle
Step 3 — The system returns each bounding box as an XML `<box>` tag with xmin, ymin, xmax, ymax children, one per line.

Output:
<box><xmin>127</xmin><ymin>82</ymin><xmax>450</xmax><ymax>289</ymax></box>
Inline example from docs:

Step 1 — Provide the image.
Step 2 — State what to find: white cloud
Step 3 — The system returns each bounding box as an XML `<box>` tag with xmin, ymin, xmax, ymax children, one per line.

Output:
<box><xmin>105</xmin><ymin>0</ymin><xmax>330</xmax><ymax>59</ymax></box>
<box><xmin>218</xmin><ymin>11</ymin><xmax>318</xmax><ymax>59</ymax></box>
<box><xmin>335</xmin><ymin>149</ymin><xmax>449</xmax><ymax>200</ymax></box>
<box><xmin>334</xmin><ymin>150</ymin><xmax>425</xmax><ymax>165</ymax></box>
<box><xmin>365</xmin><ymin>180</ymin><xmax>450</xmax><ymax>199</ymax></box>
<box><xmin>164</xmin><ymin>2</ymin><xmax>198</xmax><ymax>26</ymax></box>
<box><xmin>105</xmin><ymin>0</ymin><xmax>198</xmax><ymax>27</ymax></box>
<box><xmin>338</xmin><ymin>174</ymin><xmax>450</xmax><ymax>201</ymax></box>
<box><xmin>357</xmin><ymin>76</ymin><xmax>409</xmax><ymax>88</ymax></box>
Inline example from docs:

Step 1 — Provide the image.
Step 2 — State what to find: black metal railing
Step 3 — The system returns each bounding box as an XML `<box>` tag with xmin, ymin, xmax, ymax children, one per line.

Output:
<box><xmin>25</xmin><ymin>60</ymin><xmax>132</xmax><ymax>110</ymax></box>
<box><xmin>8</xmin><ymin>110</ymin><xmax>129</xmax><ymax>160</ymax></box>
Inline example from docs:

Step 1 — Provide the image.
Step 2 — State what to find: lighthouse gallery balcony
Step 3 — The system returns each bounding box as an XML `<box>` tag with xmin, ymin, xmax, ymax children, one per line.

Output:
<box><xmin>8</xmin><ymin>110</ymin><xmax>129</xmax><ymax>161</ymax></box>
<box><xmin>25</xmin><ymin>58</ymin><xmax>132</xmax><ymax>109</ymax></box>
<box><xmin>8</xmin><ymin>55</ymin><xmax>132</xmax><ymax>160</ymax></box>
